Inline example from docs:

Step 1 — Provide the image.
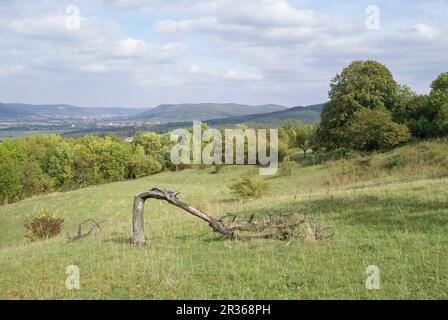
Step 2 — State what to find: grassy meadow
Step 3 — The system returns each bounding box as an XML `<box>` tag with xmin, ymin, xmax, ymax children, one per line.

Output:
<box><xmin>0</xmin><ymin>140</ymin><xmax>448</xmax><ymax>299</ymax></box>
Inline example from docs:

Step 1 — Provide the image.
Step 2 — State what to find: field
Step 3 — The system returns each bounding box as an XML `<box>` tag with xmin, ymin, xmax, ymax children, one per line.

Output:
<box><xmin>1</xmin><ymin>140</ymin><xmax>448</xmax><ymax>299</ymax></box>
<box><xmin>0</xmin><ymin>129</ymin><xmax>68</xmax><ymax>141</ymax></box>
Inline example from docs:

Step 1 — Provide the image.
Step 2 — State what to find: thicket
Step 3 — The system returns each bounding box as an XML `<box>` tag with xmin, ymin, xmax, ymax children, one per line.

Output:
<box><xmin>0</xmin><ymin>132</ymin><xmax>173</xmax><ymax>204</ymax></box>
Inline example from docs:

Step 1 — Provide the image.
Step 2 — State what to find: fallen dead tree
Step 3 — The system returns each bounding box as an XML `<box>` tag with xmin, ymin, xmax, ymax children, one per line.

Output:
<box><xmin>132</xmin><ymin>187</ymin><xmax>333</xmax><ymax>246</ymax></box>
<box><xmin>67</xmin><ymin>219</ymin><xmax>103</xmax><ymax>242</ymax></box>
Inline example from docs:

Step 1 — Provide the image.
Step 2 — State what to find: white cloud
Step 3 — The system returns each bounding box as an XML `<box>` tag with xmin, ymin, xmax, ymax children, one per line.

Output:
<box><xmin>188</xmin><ymin>65</ymin><xmax>263</xmax><ymax>81</ymax></box>
<box><xmin>0</xmin><ymin>0</ymin><xmax>447</xmax><ymax>107</ymax></box>
<box><xmin>80</xmin><ymin>63</ymin><xmax>109</xmax><ymax>73</ymax></box>
<box><xmin>111</xmin><ymin>38</ymin><xmax>186</xmax><ymax>61</ymax></box>
<box><xmin>0</xmin><ymin>65</ymin><xmax>25</xmax><ymax>76</ymax></box>
<box><xmin>152</xmin><ymin>0</ymin><xmax>361</xmax><ymax>47</ymax></box>
<box><xmin>0</xmin><ymin>5</ymin><xmax>189</xmax><ymax>99</ymax></box>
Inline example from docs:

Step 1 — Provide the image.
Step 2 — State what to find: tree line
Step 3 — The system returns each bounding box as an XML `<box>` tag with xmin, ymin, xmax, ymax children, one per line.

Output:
<box><xmin>0</xmin><ymin>132</ymin><xmax>174</xmax><ymax>204</ymax></box>
<box><xmin>0</xmin><ymin>126</ymin><xmax>286</xmax><ymax>204</ymax></box>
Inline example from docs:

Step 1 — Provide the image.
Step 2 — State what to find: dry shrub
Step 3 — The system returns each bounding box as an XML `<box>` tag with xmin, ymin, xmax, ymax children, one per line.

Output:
<box><xmin>24</xmin><ymin>208</ymin><xmax>64</xmax><ymax>242</ymax></box>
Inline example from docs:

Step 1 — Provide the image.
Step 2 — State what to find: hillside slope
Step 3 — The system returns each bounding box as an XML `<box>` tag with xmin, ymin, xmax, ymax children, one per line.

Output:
<box><xmin>130</xmin><ymin>103</ymin><xmax>287</xmax><ymax>123</ymax></box>
<box><xmin>0</xmin><ymin>103</ymin><xmax>148</xmax><ymax>119</ymax></box>
<box><xmin>149</xmin><ymin>103</ymin><xmax>323</xmax><ymax>132</ymax></box>
<box><xmin>0</xmin><ymin>140</ymin><xmax>447</xmax><ymax>299</ymax></box>
<box><xmin>205</xmin><ymin>103</ymin><xmax>323</xmax><ymax>126</ymax></box>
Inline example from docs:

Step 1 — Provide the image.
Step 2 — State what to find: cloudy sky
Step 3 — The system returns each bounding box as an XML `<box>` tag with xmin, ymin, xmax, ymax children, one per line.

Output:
<box><xmin>0</xmin><ymin>0</ymin><xmax>447</xmax><ymax>108</ymax></box>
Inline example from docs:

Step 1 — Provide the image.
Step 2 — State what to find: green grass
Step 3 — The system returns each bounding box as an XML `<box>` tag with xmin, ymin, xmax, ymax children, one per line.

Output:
<box><xmin>0</xmin><ymin>141</ymin><xmax>448</xmax><ymax>299</ymax></box>
<box><xmin>0</xmin><ymin>130</ymin><xmax>68</xmax><ymax>141</ymax></box>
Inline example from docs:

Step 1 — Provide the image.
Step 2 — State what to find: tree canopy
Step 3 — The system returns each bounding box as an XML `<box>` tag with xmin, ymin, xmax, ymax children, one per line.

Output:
<box><xmin>317</xmin><ymin>60</ymin><xmax>412</xmax><ymax>151</ymax></box>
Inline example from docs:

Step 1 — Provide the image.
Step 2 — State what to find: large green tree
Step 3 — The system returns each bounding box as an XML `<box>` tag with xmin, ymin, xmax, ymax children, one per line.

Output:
<box><xmin>316</xmin><ymin>60</ymin><xmax>408</xmax><ymax>150</ymax></box>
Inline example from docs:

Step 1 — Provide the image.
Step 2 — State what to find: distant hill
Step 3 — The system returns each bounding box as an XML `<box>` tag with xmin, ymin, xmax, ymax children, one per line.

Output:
<box><xmin>130</xmin><ymin>103</ymin><xmax>287</xmax><ymax>123</ymax></box>
<box><xmin>0</xmin><ymin>103</ymin><xmax>148</xmax><ymax>119</ymax></box>
<box><xmin>149</xmin><ymin>103</ymin><xmax>324</xmax><ymax>132</ymax></box>
<box><xmin>206</xmin><ymin>103</ymin><xmax>324</xmax><ymax>127</ymax></box>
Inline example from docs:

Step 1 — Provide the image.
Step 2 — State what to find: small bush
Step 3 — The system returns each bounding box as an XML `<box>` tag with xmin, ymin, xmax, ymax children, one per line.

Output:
<box><xmin>229</xmin><ymin>174</ymin><xmax>270</xmax><ymax>199</ymax></box>
<box><xmin>312</xmin><ymin>148</ymin><xmax>356</xmax><ymax>165</ymax></box>
<box><xmin>387</xmin><ymin>154</ymin><xmax>404</xmax><ymax>169</ymax></box>
<box><xmin>279</xmin><ymin>159</ymin><xmax>294</xmax><ymax>176</ymax></box>
<box><xmin>24</xmin><ymin>208</ymin><xmax>64</xmax><ymax>242</ymax></box>
<box><xmin>312</xmin><ymin>149</ymin><xmax>326</xmax><ymax>165</ymax></box>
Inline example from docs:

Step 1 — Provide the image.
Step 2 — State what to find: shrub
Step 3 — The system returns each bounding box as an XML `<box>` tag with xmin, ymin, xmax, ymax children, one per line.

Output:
<box><xmin>229</xmin><ymin>174</ymin><xmax>270</xmax><ymax>199</ymax></box>
<box><xmin>346</xmin><ymin>108</ymin><xmax>411</xmax><ymax>151</ymax></box>
<box><xmin>387</xmin><ymin>154</ymin><xmax>404</xmax><ymax>169</ymax></box>
<box><xmin>312</xmin><ymin>148</ymin><xmax>356</xmax><ymax>165</ymax></box>
<box><xmin>329</xmin><ymin>148</ymin><xmax>356</xmax><ymax>160</ymax></box>
<box><xmin>24</xmin><ymin>208</ymin><xmax>64</xmax><ymax>242</ymax></box>
<box><xmin>279</xmin><ymin>159</ymin><xmax>294</xmax><ymax>176</ymax></box>
<box><xmin>312</xmin><ymin>149</ymin><xmax>326</xmax><ymax>165</ymax></box>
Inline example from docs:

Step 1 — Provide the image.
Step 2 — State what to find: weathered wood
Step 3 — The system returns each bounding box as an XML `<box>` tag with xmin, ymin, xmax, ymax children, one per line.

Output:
<box><xmin>67</xmin><ymin>219</ymin><xmax>103</xmax><ymax>242</ymax></box>
<box><xmin>131</xmin><ymin>187</ymin><xmax>332</xmax><ymax>245</ymax></box>
<box><xmin>132</xmin><ymin>188</ymin><xmax>233</xmax><ymax>245</ymax></box>
<box><xmin>132</xmin><ymin>195</ymin><xmax>147</xmax><ymax>246</ymax></box>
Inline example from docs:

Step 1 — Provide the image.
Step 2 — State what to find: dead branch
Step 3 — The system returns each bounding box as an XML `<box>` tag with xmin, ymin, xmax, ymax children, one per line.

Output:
<box><xmin>132</xmin><ymin>187</ymin><xmax>332</xmax><ymax>246</ymax></box>
<box><xmin>67</xmin><ymin>219</ymin><xmax>103</xmax><ymax>242</ymax></box>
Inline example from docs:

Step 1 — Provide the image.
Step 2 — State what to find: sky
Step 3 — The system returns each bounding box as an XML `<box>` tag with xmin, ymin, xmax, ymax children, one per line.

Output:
<box><xmin>0</xmin><ymin>0</ymin><xmax>447</xmax><ymax>108</ymax></box>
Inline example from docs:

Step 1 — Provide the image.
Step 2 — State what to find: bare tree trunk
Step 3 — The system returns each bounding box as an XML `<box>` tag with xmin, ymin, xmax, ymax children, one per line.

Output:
<box><xmin>132</xmin><ymin>188</ymin><xmax>233</xmax><ymax>246</ymax></box>
<box><xmin>131</xmin><ymin>187</ymin><xmax>331</xmax><ymax>245</ymax></box>
<box><xmin>132</xmin><ymin>195</ymin><xmax>147</xmax><ymax>246</ymax></box>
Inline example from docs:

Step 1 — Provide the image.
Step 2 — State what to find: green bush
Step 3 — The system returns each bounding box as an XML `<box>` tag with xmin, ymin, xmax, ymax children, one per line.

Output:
<box><xmin>24</xmin><ymin>208</ymin><xmax>64</xmax><ymax>242</ymax></box>
<box><xmin>387</xmin><ymin>154</ymin><xmax>404</xmax><ymax>169</ymax></box>
<box><xmin>312</xmin><ymin>148</ymin><xmax>356</xmax><ymax>165</ymax></box>
<box><xmin>346</xmin><ymin>108</ymin><xmax>411</xmax><ymax>152</ymax></box>
<box><xmin>229</xmin><ymin>174</ymin><xmax>270</xmax><ymax>199</ymax></box>
<box><xmin>312</xmin><ymin>149</ymin><xmax>326</xmax><ymax>165</ymax></box>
